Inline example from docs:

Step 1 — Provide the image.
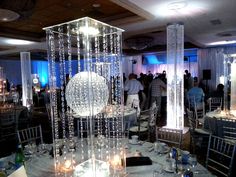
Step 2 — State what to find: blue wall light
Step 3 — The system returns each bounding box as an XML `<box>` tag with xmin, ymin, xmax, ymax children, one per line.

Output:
<box><xmin>143</xmin><ymin>54</ymin><xmax>164</xmax><ymax>65</ymax></box>
<box><xmin>31</xmin><ymin>61</ymin><xmax>49</xmax><ymax>87</ymax></box>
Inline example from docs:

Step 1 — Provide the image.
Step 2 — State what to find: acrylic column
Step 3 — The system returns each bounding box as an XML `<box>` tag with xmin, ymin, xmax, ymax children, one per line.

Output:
<box><xmin>223</xmin><ymin>55</ymin><xmax>236</xmax><ymax>113</ymax></box>
<box><xmin>166</xmin><ymin>23</ymin><xmax>184</xmax><ymax>129</ymax></box>
<box><xmin>20</xmin><ymin>52</ymin><xmax>33</xmax><ymax>109</ymax></box>
<box><xmin>231</xmin><ymin>62</ymin><xmax>236</xmax><ymax>110</ymax></box>
<box><xmin>0</xmin><ymin>67</ymin><xmax>6</xmax><ymax>102</ymax></box>
<box><xmin>44</xmin><ymin>17</ymin><xmax>125</xmax><ymax>177</ymax></box>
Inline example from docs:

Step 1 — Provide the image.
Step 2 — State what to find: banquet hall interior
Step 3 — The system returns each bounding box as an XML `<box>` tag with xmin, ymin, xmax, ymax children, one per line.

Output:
<box><xmin>0</xmin><ymin>0</ymin><xmax>236</xmax><ymax>177</ymax></box>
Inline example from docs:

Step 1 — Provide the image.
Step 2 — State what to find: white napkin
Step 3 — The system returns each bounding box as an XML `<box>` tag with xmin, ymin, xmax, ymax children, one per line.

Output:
<box><xmin>8</xmin><ymin>166</ymin><xmax>28</xmax><ymax>177</ymax></box>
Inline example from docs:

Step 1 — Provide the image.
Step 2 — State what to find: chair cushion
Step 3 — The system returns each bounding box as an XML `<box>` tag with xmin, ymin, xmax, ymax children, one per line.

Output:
<box><xmin>140</xmin><ymin>121</ymin><xmax>148</xmax><ymax>127</ymax></box>
<box><xmin>198</xmin><ymin>118</ymin><xmax>204</xmax><ymax>124</ymax></box>
<box><xmin>225</xmin><ymin>138</ymin><xmax>236</xmax><ymax>144</ymax></box>
<box><xmin>195</xmin><ymin>128</ymin><xmax>210</xmax><ymax>134</ymax></box>
<box><xmin>129</xmin><ymin>126</ymin><xmax>148</xmax><ymax>132</ymax></box>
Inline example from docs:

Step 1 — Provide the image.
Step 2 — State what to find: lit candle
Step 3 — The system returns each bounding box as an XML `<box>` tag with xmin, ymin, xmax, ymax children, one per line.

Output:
<box><xmin>64</xmin><ymin>160</ymin><xmax>71</xmax><ymax>169</ymax></box>
<box><xmin>110</xmin><ymin>155</ymin><xmax>122</xmax><ymax>170</ymax></box>
<box><xmin>60</xmin><ymin>160</ymin><xmax>73</xmax><ymax>173</ymax></box>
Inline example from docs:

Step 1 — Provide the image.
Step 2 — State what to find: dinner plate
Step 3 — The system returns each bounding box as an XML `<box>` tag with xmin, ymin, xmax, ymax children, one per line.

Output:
<box><xmin>163</xmin><ymin>167</ymin><xmax>175</xmax><ymax>173</ymax></box>
<box><xmin>158</xmin><ymin>147</ymin><xmax>170</xmax><ymax>154</ymax></box>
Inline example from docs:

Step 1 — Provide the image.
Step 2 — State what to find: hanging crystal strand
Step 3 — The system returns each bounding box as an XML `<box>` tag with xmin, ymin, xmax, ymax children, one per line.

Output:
<box><xmin>66</xmin><ymin>24</ymin><xmax>74</xmax><ymax>138</ymax></box>
<box><xmin>47</xmin><ymin>29</ymin><xmax>61</xmax><ymax>176</ymax></box>
<box><xmin>115</xmin><ymin>32</ymin><xmax>123</xmax><ymax>149</ymax></box>
<box><xmin>75</xmin><ymin>22</ymin><xmax>85</xmax><ymax>161</ymax></box>
<box><xmin>94</xmin><ymin>34</ymin><xmax>101</xmax><ymax>160</ymax></box>
<box><xmin>66</xmin><ymin>24</ymin><xmax>76</xmax><ymax>170</ymax></box>
<box><xmin>58</xmin><ymin>27</ymin><xmax>66</xmax><ymax>140</ymax></box>
<box><xmin>109</xmin><ymin>29</ymin><xmax>116</xmax><ymax>149</ymax></box>
<box><xmin>58</xmin><ymin>28</ymin><xmax>69</xmax><ymax>174</ymax></box>
<box><xmin>101</xmin><ymin>26</ymin><xmax>109</xmax><ymax>161</ymax></box>
<box><xmin>96</xmin><ymin>35</ymin><xmax>104</xmax><ymax>139</ymax></box>
<box><xmin>76</xmin><ymin>22</ymin><xmax>81</xmax><ymax>73</ymax></box>
<box><xmin>113</xmin><ymin>33</ymin><xmax>119</xmax><ymax>149</ymax></box>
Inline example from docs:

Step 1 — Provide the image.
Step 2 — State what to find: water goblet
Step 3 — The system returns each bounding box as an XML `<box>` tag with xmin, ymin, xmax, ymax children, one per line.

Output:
<box><xmin>153</xmin><ymin>164</ymin><xmax>164</xmax><ymax>177</ymax></box>
<box><xmin>188</xmin><ymin>154</ymin><xmax>197</xmax><ymax>168</ymax></box>
<box><xmin>37</xmin><ymin>143</ymin><xmax>47</xmax><ymax>155</ymax></box>
<box><xmin>29</xmin><ymin>141</ymin><xmax>37</xmax><ymax>157</ymax></box>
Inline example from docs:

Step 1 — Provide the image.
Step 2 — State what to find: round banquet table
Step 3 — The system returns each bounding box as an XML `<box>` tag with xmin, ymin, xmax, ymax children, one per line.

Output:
<box><xmin>73</xmin><ymin>105</ymin><xmax>137</xmax><ymax>129</ymax></box>
<box><xmin>204</xmin><ymin>111</ymin><xmax>236</xmax><ymax>137</ymax></box>
<box><xmin>0</xmin><ymin>140</ymin><xmax>215</xmax><ymax>177</ymax></box>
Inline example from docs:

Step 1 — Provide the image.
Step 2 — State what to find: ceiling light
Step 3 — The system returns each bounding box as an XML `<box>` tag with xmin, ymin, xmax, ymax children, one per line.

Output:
<box><xmin>5</xmin><ymin>39</ymin><xmax>34</xmax><ymax>45</ymax></box>
<box><xmin>72</xmin><ymin>26</ymin><xmax>99</xmax><ymax>36</ymax></box>
<box><xmin>92</xmin><ymin>3</ymin><xmax>101</xmax><ymax>8</ymax></box>
<box><xmin>125</xmin><ymin>36</ymin><xmax>154</xmax><ymax>50</ymax></box>
<box><xmin>167</xmin><ymin>1</ymin><xmax>187</xmax><ymax>10</ymax></box>
<box><xmin>154</xmin><ymin>1</ymin><xmax>207</xmax><ymax>18</ymax></box>
<box><xmin>0</xmin><ymin>8</ymin><xmax>20</xmax><ymax>22</ymax></box>
<box><xmin>208</xmin><ymin>40</ymin><xmax>236</xmax><ymax>46</ymax></box>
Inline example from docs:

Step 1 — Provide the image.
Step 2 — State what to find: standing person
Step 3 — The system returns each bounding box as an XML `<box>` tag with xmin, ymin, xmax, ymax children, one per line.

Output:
<box><xmin>124</xmin><ymin>73</ymin><xmax>143</xmax><ymax>115</ymax></box>
<box><xmin>149</xmin><ymin>75</ymin><xmax>166</xmax><ymax>116</ymax></box>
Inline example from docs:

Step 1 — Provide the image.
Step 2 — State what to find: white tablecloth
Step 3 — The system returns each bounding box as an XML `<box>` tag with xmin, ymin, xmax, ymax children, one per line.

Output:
<box><xmin>1</xmin><ymin>141</ymin><xmax>215</xmax><ymax>177</ymax></box>
<box><xmin>204</xmin><ymin>111</ymin><xmax>236</xmax><ymax>136</ymax></box>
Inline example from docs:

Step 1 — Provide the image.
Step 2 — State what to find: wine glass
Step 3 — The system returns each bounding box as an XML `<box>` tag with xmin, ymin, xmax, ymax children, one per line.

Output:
<box><xmin>153</xmin><ymin>164</ymin><xmax>164</xmax><ymax>177</ymax></box>
<box><xmin>28</xmin><ymin>141</ymin><xmax>37</xmax><ymax>157</ymax></box>
<box><xmin>188</xmin><ymin>154</ymin><xmax>197</xmax><ymax>168</ymax></box>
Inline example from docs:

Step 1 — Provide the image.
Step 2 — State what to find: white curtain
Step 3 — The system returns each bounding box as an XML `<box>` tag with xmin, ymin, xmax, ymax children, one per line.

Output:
<box><xmin>198</xmin><ymin>46</ymin><xmax>236</xmax><ymax>91</ymax></box>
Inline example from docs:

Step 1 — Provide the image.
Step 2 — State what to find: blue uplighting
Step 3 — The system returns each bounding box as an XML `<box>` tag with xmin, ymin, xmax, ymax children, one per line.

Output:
<box><xmin>143</xmin><ymin>54</ymin><xmax>163</xmax><ymax>65</ymax></box>
<box><xmin>31</xmin><ymin>61</ymin><xmax>49</xmax><ymax>87</ymax></box>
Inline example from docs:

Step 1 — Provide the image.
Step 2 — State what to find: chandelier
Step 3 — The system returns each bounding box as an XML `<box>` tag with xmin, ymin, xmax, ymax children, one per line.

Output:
<box><xmin>124</xmin><ymin>36</ymin><xmax>154</xmax><ymax>50</ymax></box>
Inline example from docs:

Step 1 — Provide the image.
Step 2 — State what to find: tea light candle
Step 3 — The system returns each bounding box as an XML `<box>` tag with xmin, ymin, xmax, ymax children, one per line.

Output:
<box><xmin>64</xmin><ymin>160</ymin><xmax>71</xmax><ymax>169</ymax></box>
<box><xmin>110</xmin><ymin>155</ymin><xmax>122</xmax><ymax>170</ymax></box>
<box><xmin>60</xmin><ymin>160</ymin><xmax>73</xmax><ymax>173</ymax></box>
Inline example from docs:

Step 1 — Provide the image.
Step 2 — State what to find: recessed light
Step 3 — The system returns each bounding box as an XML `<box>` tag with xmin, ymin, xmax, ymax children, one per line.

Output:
<box><xmin>0</xmin><ymin>8</ymin><xmax>19</xmax><ymax>22</ymax></box>
<box><xmin>92</xmin><ymin>3</ymin><xmax>101</xmax><ymax>8</ymax></box>
<box><xmin>167</xmin><ymin>1</ymin><xmax>187</xmax><ymax>10</ymax></box>
<box><xmin>208</xmin><ymin>40</ymin><xmax>236</xmax><ymax>46</ymax></box>
<box><xmin>5</xmin><ymin>39</ymin><xmax>34</xmax><ymax>45</ymax></box>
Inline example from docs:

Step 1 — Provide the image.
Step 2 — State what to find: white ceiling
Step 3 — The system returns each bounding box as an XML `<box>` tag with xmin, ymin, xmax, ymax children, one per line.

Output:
<box><xmin>0</xmin><ymin>0</ymin><xmax>236</xmax><ymax>56</ymax></box>
<box><xmin>113</xmin><ymin>0</ymin><xmax>236</xmax><ymax>47</ymax></box>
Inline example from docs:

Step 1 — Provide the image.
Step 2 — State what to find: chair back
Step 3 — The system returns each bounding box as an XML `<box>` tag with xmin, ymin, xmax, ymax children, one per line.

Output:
<box><xmin>17</xmin><ymin>125</ymin><xmax>43</xmax><ymax>146</ymax></box>
<box><xmin>194</xmin><ymin>101</ymin><xmax>205</xmax><ymax>127</ymax></box>
<box><xmin>0</xmin><ymin>108</ymin><xmax>16</xmax><ymax>138</ymax></box>
<box><xmin>45</xmin><ymin>103</ymin><xmax>52</xmax><ymax>121</ymax></box>
<box><xmin>206</xmin><ymin>135</ymin><xmax>236</xmax><ymax>177</ymax></box>
<box><xmin>209</xmin><ymin>97</ymin><xmax>222</xmax><ymax>112</ymax></box>
<box><xmin>187</xmin><ymin>96</ymin><xmax>195</xmax><ymax>109</ymax></box>
<box><xmin>156</xmin><ymin>127</ymin><xmax>183</xmax><ymax>148</ymax></box>
<box><xmin>0</xmin><ymin>108</ymin><xmax>16</xmax><ymax>126</ymax></box>
<box><xmin>221</xmin><ymin>118</ymin><xmax>236</xmax><ymax>141</ymax></box>
<box><xmin>148</xmin><ymin>104</ymin><xmax>158</xmax><ymax>127</ymax></box>
<box><xmin>186</xmin><ymin>108</ymin><xmax>196</xmax><ymax>130</ymax></box>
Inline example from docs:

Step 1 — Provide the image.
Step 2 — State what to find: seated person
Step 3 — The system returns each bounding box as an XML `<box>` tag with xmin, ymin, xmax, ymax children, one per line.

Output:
<box><xmin>187</xmin><ymin>80</ymin><xmax>205</xmax><ymax>110</ymax></box>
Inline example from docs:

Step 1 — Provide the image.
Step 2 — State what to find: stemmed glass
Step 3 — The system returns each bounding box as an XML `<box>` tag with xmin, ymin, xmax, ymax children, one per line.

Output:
<box><xmin>29</xmin><ymin>141</ymin><xmax>37</xmax><ymax>156</ymax></box>
<box><xmin>153</xmin><ymin>164</ymin><xmax>164</xmax><ymax>177</ymax></box>
<box><xmin>24</xmin><ymin>141</ymin><xmax>37</xmax><ymax>158</ymax></box>
<box><xmin>188</xmin><ymin>154</ymin><xmax>197</xmax><ymax>172</ymax></box>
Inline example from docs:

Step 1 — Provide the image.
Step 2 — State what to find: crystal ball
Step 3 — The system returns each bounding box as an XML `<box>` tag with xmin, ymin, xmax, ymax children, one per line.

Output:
<box><xmin>65</xmin><ymin>71</ymin><xmax>109</xmax><ymax>116</ymax></box>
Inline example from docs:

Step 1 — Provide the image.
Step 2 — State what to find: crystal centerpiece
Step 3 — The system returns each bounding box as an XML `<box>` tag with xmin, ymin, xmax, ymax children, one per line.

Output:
<box><xmin>44</xmin><ymin>17</ymin><xmax>125</xmax><ymax>177</ymax></box>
